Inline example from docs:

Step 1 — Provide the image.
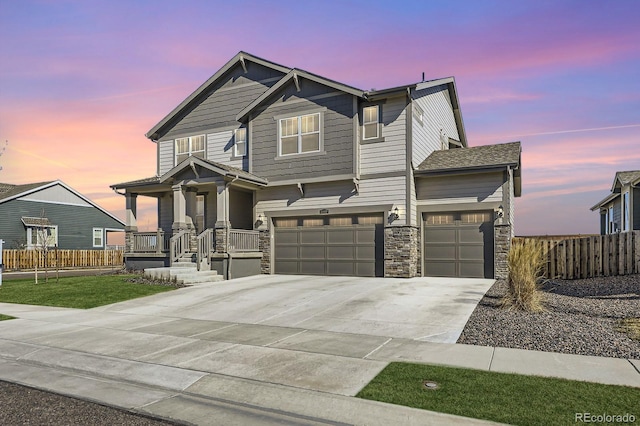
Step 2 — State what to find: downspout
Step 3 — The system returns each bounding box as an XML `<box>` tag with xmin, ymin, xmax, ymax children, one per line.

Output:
<box><xmin>225</xmin><ymin>175</ymin><xmax>240</xmax><ymax>280</ymax></box>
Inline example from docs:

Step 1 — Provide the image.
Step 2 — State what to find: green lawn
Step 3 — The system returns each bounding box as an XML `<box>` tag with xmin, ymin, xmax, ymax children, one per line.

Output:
<box><xmin>0</xmin><ymin>314</ymin><xmax>15</xmax><ymax>321</ymax></box>
<box><xmin>357</xmin><ymin>363</ymin><xmax>640</xmax><ymax>426</ymax></box>
<box><xmin>0</xmin><ymin>275</ymin><xmax>174</xmax><ymax>309</ymax></box>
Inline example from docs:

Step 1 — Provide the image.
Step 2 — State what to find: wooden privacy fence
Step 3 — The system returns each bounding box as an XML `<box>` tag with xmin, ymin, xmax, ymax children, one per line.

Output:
<box><xmin>2</xmin><ymin>250</ymin><xmax>124</xmax><ymax>271</ymax></box>
<box><xmin>514</xmin><ymin>231</ymin><xmax>640</xmax><ymax>279</ymax></box>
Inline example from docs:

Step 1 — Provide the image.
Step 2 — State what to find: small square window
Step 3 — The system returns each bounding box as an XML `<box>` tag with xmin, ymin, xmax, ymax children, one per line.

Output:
<box><xmin>175</xmin><ymin>135</ymin><xmax>206</xmax><ymax>165</ymax></box>
<box><xmin>363</xmin><ymin>105</ymin><xmax>379</xmax><ymax>139</ymax></box>
<box><xmin>235</xmin><ymin>128</ymin><xmax>247</xmax><ymax>157</ymax></box>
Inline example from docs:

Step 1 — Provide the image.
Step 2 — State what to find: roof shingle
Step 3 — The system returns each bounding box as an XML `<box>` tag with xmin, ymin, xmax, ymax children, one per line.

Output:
<box><xmin>416</xmin><ymin>142</ymin><xmax>521</xmax><ymax>173</ymax></box>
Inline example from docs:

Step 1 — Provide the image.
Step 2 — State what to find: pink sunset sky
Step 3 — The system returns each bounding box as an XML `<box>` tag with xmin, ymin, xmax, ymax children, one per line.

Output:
<box><xmin>1</xmin><ymin>0</ymin><xmax>639</xmax><ymax>236</ymax></box>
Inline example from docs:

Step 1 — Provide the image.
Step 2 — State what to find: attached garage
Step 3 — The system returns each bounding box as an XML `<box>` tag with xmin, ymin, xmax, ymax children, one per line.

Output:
<box><xmin>423</xmin><ymin>211</ymin><xmax>494</xmax><ymax>279</ymax></box>
<box><xmin>273</xmin><ymin>214</ymin><xmax>384</xmax><ymax>277</ymax></box>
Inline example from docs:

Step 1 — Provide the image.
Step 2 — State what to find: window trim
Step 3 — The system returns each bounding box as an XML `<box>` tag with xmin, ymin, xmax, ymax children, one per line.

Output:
<box><xmin>175</xmin><ymin>134</ymin><xmax>206</xmax><ymax>165</ymax></box>
<box><xmin>93</xmin><ymin>227</ymin><xmax>104</xmax><ymax>248</ymax></box>
<box><xmin>608</xmin><ymin>205</ymin><xmax>615</xmax><ymax>233</ymax></box>
<box><xmin>622</xmin><ymin>191</ymin><xmax>630</xmax><ymax>231</ymax></box>
<box><xmin>234</xmin><ymin>128</ymin><xmax>247</xmax><ymax>158</ymax></box>
<box><xmin>26</xmin><ymin>225</ymin><xmax>58</xmax><ymax>249</ymax></box>
<box><xmin>362</xmin><ymin>105</ymin><xmax>380</xmax><ymax>140</ymax></box>
<box><xmin>413</xmin><ymin>103</ymin><xmax>424</xmax><ymax>126</ymax></box>
<box><xmin>277</xmin><ymin>112</ymin><xmax>323</xmax><ymax>158</ymax></box>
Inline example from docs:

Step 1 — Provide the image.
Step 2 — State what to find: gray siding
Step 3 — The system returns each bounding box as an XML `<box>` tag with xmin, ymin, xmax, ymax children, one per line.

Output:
<box><xmin>158</xmin><ymin>194</ymin><xmax>173</xmax><ymax>233</ymax></box>
<box><xmin>158</xmin><ymin>140</ymin><xmax>174</xmax><ymax>175</ymax></box>
<box><xmin>411</xmin><ymin>85</ymin><xmax>459</xmax><ymax>168</ymax></box>
<box><xmin>164</xmin><ymin>62</ymin><xmax>283</xmax><ymax>139</ymax></box>
<box><xmin>416</xmin><ymin>172</ymin><xmax>503</xmax><ymax>205</ymax></box>
<box><xmin>634</xmin><ymin>187</ymin><xmax>640</xmax><ymax>231</ymax></box>
<box><xmin>603</xmin><ymin>198</ymin><xmax>622</xmax><ymax>233</ymax></box>
<box><xmin>256</xmin><ymin>176</ymin><xmax>407</xmax><ymax>225</ymax></box>
<box><xmin>229</xmin><ymin>189</ymin><xmax>253</xmax><ymax>229</ymax></box>
<box><xmin>360</xmin><ymin>96</ymin><xmax>407</xmax><ymax>174</ymax></box>
<box><xmin>20</xmin><ymin>185</ymin><xmax>91</xmax><ymax>206</ymax></box>
<box><xmin>0</xmin><ymin>200</ymin><xmax>124</xmax><ymax>249</ymax></box>
<box><xmin>207</xmin><ymin>130</ymin><xmax>244</xmax><ymax>170</ymax></box>
<box><xmin>251</xmin><ymin>79</ymin><xmax>355</xmax><ymax>181</ymax></box>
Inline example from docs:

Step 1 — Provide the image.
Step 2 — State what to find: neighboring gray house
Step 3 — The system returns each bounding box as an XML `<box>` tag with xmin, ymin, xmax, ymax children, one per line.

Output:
<box><xmin>0</xmin><ymin>180</ymin><xmax>125</xmax><ymax>249</ymax></box>
<box><xmin>591</xmin><ymin>170</ymin><xmax>640</xmax><ymax>235</ymax></box>
<box><xmin>112</xmin><ymin>51</ymin><xmax>521</xmax><ymax>279</ymax></box>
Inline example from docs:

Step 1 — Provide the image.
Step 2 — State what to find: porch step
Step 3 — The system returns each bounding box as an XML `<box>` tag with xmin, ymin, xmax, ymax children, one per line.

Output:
<box><xmin>143</xmin><ymin>263</ymin><xmax>223</xmax><ymax>285</ymax></box>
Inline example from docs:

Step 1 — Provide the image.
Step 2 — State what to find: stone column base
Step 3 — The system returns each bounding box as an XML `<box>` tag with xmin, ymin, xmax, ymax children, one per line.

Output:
<box><xmin>258</xmin><ymin>229</ymin><xmax>271</xmax><ymax>274</ymax></box>
<box><xmin>494</xmin><ymin>224</ymin><xmax>512</xmax><ymax>280</ymax></box>
<box><xmin>384</xmin><ymin>226</ymin><xmax>419</xmax><ymax>278</ymax></box>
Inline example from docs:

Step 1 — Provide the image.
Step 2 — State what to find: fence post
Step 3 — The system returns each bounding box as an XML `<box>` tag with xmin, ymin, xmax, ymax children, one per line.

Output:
<box><xmin>0</xmin><ymin>239</ymin><xmax>4</xmax><ymax>287</ymax></box>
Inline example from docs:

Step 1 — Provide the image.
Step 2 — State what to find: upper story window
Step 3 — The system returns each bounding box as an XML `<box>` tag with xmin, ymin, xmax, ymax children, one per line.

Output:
<box><xmin>622</xmin><ymin>191</ymin><xmax>630</xmax><ymax>231</ymax></box>
<box><xmin>413</xmin><ymin>103</ymin><xmax>424</xmax><ymax>126</ymax></box>
<box><xmin>175</xmin><ymin>135</ymin><xmax>205</xmax><ymax>164</ymax></box>
<box><xmin>234</xmin><ymin>128</ymin><xmax>247</xmax><ymax>157</ymax></box>
<box><xmin>363</xmin><ymin>105</ymin><xmax>379</xmax><ymax>140</ymax></box>
<box><xmin>279</xmin><ymin>113</ymin><xmax>320</xmax><ymax>156</ymax></box>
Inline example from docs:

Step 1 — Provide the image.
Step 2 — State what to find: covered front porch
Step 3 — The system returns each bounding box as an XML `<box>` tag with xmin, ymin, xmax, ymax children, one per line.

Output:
<box><xmin>111</xmin><ymin>158</ymin><xmax>268</xmax><ymax>278</ymax></box>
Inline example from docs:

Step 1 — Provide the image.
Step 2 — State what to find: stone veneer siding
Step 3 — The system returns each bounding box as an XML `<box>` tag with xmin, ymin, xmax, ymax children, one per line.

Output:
<box><xmin>214</xmin><ymin>227</ymin><xmax>228</xmax><ymax>253</ymax></box>
<box><xmin>258</xmin><ymin>229</ymin><xmax>271</xmax><ymax>274</ymax></box>
<box><xmin>384</xmin><ymin>226</ymin><xmax>419</xmax><ymax>278</ymax></box>
<box><xmin>494</xmin><ymin>224</ymin><xmax>511</xmax><ymax>280</ymax></box>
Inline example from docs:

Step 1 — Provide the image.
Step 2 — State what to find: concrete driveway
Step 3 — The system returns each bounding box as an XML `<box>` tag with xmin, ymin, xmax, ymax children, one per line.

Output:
<box><xmin>0</xmin><ymin>274</ymin><xmax>496</xmax><ymax>425</ymax></box>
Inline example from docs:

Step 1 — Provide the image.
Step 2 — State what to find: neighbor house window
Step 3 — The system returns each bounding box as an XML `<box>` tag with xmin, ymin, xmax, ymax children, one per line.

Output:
<box><xmin>26</xmin><ymin>225</ymin><xmax>58</xmax><ymax>249</ymax></box>
<box><xmin>608</xmin><ymin>206</ymin><xmax>615</xmax><ymax>233</ymax></box>
<box><xmin>93</xmin><ymin>228</ymin><xmax>104</xmax><ymax>247</ymax></box>
<box><xmin>175</xmin><ymin>135</ymin><xmax>205</xmax><ymax>164</ymax></box>
<box><xmin>413</xmin><ymin>103</ymin><xmax>424</xmax><ymax>126</ymax></box>
<box><xmin>234</xmin><ymin>128</ymin><xmax>247</xmax><ymax>157</ymax></box>
<box><xmin>363</xmin><ymin>105</ymin><xmax>379</xmax><ymax>139</ymax></box>
<box><xmin>278</xmin><ymin>113</ymin><xmax>320</xmax><ymax>156</ymax></box>
<box><xmin>622</xmin><ymin>191</ymin><xmax>630</xmax><ymax>231</ymax></box>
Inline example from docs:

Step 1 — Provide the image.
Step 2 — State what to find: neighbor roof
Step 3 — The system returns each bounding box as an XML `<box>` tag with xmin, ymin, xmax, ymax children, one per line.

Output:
<box><xmin>416</xmin><ymin>142</ymin><xmax>521</xmax><ymax>173</ymax></box>
<box><xmin>590</xmin><ymin>169</ymin><xmax>640</xmax><ymax>211</ymax></box>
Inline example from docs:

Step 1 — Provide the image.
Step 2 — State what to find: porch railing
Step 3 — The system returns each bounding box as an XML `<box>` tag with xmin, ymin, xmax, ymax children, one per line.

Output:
<box><xmin>170</xmin><ymin>230</ymin><xmax>190</xmax><ymax>264</ymax></box>
<box><xmin>133</xmin><ymin>230</ymin><xmax>169</xmax><ymax>253</ymax></box>
<box><xmin>197</xmin><ymin>228</ymin><xmax>215</xmax><ymax>271</ymax></box>
<box><xmin>229</xmin><ymin>229</ymin><xmax>260</xmax><ymax>252</ymax></box>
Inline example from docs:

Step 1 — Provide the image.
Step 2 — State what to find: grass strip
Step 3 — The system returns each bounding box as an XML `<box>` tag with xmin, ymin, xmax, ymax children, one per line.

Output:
<box><xmin>0</xmin><ymin>275</ymin><xmax>174</xmax><ymax>309</ymax></box>
<box><xmin>357</xmin><ymin>363</ymin><xmax>640</xmax><ymax>426</ymax></box>
<box><xmin>0</xmin><ymin>314</ymin><xmax>15</xmax><ymax>321</ymax></box>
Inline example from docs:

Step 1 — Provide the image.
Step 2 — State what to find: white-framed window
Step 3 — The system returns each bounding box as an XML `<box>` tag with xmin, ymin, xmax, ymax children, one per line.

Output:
<box><xmin>93</xmin><ymin>228</ymin><xmax>104</xmax><ymax>247</ymax></box>
<box><xmin>27</xmin><ymin>225</ymin><xmax>58</xmax><ymax>249</ymax></box>
<box><xmin>175</xmin><ymin>135</ymin><xmax>205</xmax><ymax>164</ymax></box>
<box><xmin>363</xmin><ymin>105</ymin><xmax>379</xmax><ymax>140</ymax></box>
<box><xmin>234</xmin><ymin>128</ymin><xmax>247</xmax><ymax>157</ymax></box>
<box><xmin>608</xmin><ymin>206</ymin><xmax>615</xmax><ymax>233</ymax></box>
<box><xmin>622</xmin><ymin>191</ymin><xmax>630</xmax><ymax>231</ymax></box>
<box><xmin>278</xmin><ymin>113</ymin><xmax>321</xmax><ymax>156</ymax></box>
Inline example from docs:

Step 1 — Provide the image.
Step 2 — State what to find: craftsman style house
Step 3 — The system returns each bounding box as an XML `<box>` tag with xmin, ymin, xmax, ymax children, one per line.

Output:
<box><xmin>112</xmin><ymin>52</ymin><xmax>521</xmax><ymax>279</ymax></box>
<box><xmin>591</xmin><ymin>170</ymin><xmax>640</xmax><ymax>234</ymax></box>
<box><xmin>0</xmin><ymin>180</ymin><xmax>125</xmax><ymax>249</ymax></box>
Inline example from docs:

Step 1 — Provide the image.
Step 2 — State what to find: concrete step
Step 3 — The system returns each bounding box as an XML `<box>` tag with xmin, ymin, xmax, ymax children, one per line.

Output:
<box><xmin>143</xmin><ymin>265</ymin><xmax>222</xmax><ymax>284</ymax></box>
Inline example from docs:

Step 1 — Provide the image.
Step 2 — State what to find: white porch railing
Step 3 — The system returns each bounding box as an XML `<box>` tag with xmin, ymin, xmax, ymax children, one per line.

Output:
<box><xmin>229</xmin><ymin>229</ymin><xmax>260</xmax><ymax>252</ymax></box>
<box><xmin>133</xmin><ymin>230</ymin><xmax>168</xmax><ymax>253</ymax></box>
<box><xmin>197</xmin><ymin>228</ymin><xmax>215</xmax><ymax>271</ymax></box>
<box><xmin>170</xmin><ymin>230</ymin><xmax>190</xmax><ymax>264</ymax></box>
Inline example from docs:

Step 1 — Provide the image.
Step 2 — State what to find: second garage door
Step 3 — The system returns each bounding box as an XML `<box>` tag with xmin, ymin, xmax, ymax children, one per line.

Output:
<box><xmin>423</xmin><ymin>211</ymin><xmax>494</xmax><ymax>279</ymax></box>
<box><xmin>273</xmin><ymin>214</ymin><xmax>384</xmax><ymax>277</ymax></box>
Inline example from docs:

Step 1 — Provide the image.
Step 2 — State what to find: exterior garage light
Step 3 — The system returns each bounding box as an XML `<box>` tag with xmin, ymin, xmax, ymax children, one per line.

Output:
<box><xmin>390</xmin><ymin>206</ymin><xmax>400</xmax><ymax>222</ymax></box>
<box><xmin>496</xmin><ymin>205</ymin><xmax>504</xmax><ymax>219</ymax></box>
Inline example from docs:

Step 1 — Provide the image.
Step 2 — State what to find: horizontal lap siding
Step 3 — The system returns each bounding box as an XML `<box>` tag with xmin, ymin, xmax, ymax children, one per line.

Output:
<box><xmin>256</xmin><ymin>176</ymin><xmax>407</xmax><ymax>225</ymax></box>
<box><xmin>207</xmin><ymin>130</ymin><xmax>243</xmax><ymax>170</ymax></box>
<box><xmin>0</xmin><ymin>200</ymin><xmax>124</xmax><ymax>249</ymax></box>
<box><xmin>416</xmin><ymin>172</ymin><xmax>503</xmax><ymax>204</ymax></box>
<box><xmin>411</xmin><ymin>85</ymin><xmax>459</xmax><ymax>167</ymax></box>
<box><xmin>360</xmin><ymin>97</ymin><xmax>406</xmax><ymax>174</ymax></box>
<box><xmin>158</xmin><ymin>140</ymin><xmax>174</xmax><ymax>175</ymax></box>
<box><xmin>252</xmin><ymin>80</ymin><xmax>355</xmax><ymax>181</ymax></box>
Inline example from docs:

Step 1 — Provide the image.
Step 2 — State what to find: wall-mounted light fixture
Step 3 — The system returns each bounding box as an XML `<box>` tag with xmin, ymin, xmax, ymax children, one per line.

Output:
<box><xmin>256</xmin><ymin>213</ymin><xmax>265</xmax><ymax>227</ymax></box>
<box><xmin>390</xmin><ymin>206</ymin><xmax>400</xmax><ymax>222</ymax></box>
<box><xmin>496</xmin><ymin>205</ymin><xmax>504</xmax><ymax>219</ymax></box>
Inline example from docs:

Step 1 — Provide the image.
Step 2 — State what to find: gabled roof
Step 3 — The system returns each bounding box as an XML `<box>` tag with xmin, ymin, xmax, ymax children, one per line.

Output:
<box><xmin>110</xmin><ymin>176</ymin><xmax>161</xmax><ymax>190</ymax></box>
<box><xmin>0</xmin><ymin>180</ymin><xmax>125</xmax><ymax>226</ymax></box>
<box><xmin>146</xmin><ymin>51</ymin><xmax>291</xmax><ymax>141</ymax></box>
<box><xmin>159</xmin><ymin>157</ymin><xmax>268</xmax><ymax>186</ymax></box>
<box><xmin>590</xmin><ymin>170</ymin><xmax>640</xmax><ymax>211</ymax></box>
<box><xmin>236</xmin><ymin>68</ymin><xmax>366</xmax><ymax>122</ymax></box>
<box><xmin>416</xmin><ymin>142</ymin><xmax>522</xmax><ymax>196</ymax></box>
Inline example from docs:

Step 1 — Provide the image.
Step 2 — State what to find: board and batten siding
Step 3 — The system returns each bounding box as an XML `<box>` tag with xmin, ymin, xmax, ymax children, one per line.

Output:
<box><xmin>251</xmin><ymin>79</ymin><xmax>355</xmax><ymax>182</ymax></box>
<box><xmin>164</xmin><ymin>62</ymin><xmax>283</xmax><ymax>140</ymax></box>
<box><xmin>360</xmin><ymin>96</ymin><xmax>407</xmax><ymax>175</ymax></box>
<box><xmin>20</xmin><ymin>185</ymin><xmax>91</xmax><ymax>207</ymax></box>
<box><xmin>416</xmin><ymin>172</ymin><xmax>503</xmax><ymax>205</ymax></box>
<box><xmin>411</xmin><ymin>85</ymin><xmax>459</xmax><ymax>168</ymax></box>
<box><xmin>257</xmin><ymin>176</ymin><xmax>407</xmax><ymax>225</ymax></box>
<box><xmin>0</xmin><ymin>200</ymin><xmax>123</xmax><ymax>249</ymax></box>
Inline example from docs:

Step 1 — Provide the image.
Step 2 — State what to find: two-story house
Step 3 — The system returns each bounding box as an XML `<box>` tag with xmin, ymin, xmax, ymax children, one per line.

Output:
<box><xmin>591</xmin><ymin>170</ymin><xmax>640</xmax><ymax>234</ymax></box>
<box><xmin>112</xmin><ymin>52</ymin><xmax>521</xmax><ymax>280</ymax></box>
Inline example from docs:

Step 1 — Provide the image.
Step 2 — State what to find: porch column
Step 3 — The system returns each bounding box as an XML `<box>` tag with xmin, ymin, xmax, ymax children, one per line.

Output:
<box><xmin>124</xmin><ymin>193</ymin><xmax>137</xmax><ymax>253</ymax></box>
<box><xmin>215</xmin><ymin>182</ymin><xmax>230</xmax><ymax>253</ymax></box>
<box><xmin>172</xmin><ymin>184</ymin><xmax>187</xmax><ymax>232</ymax></box>
<box><xmin>184</xmin><ymin>188</ymin><xmax>197</xmax><ymax>229</ymax></box>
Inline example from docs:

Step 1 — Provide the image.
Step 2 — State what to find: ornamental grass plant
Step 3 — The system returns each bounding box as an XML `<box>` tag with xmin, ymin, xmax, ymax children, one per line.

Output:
<box><xmin>502</xmin><ymin>240</ymin><xmax>546</xmax><ymax>312</ymax></box>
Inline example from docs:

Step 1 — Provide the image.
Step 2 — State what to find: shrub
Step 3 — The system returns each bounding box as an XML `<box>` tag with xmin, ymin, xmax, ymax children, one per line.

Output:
<box><xmin>502</xmin><ymin>241</ymin><xmax>546</xmax><ymax>312</ymax></box>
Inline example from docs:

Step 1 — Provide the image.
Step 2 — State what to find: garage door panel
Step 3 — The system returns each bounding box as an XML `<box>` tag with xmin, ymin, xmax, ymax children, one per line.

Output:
<box><xmin>458</xmin><ymin>227</ymin><xmax>483</xmax><ymax>243</ymax></box>
<box><xmin>355</xmin><ymin>245</ymin><xmax>375</xmax><ymax>260</ymax></box>
<box><xmin>300</xmin><ymin>230</ymin><xmax>325</xmax><ymax>244</ymax></box>
<box><xmin>275</xmin><ymin>261</ymin><xmax>299</xmax><ymax>274</ymax></box>
<box><xmin>327</xmin><ymin>229</ymin><xmax>355</xmax><ymax>244</ymax></box>
<box><xmin>356</xmin><ymin>262</ymin><xmax>376</xmax><ymax>277</ymax></box>
<box><xmin>459</xmin><ymin>245</ymin><xmax>485</xmax><ymax>261</ymax></box>
<box><xmin>327</xmin><ymin>245</ymin><xmax>355</xmax><ymax>260</ymax></box>
<box><xmin>274</xmin><ymin>245</ymin><xmax>299</xmax><ymax>259</ymax></box>
<box><xmin>300</xmin><ymin>261</ymin><xmax>326</xmax><ymax>275</ymax></box>
<box><xmin>355</xmin><ymin>228</ymin><xmax>376</xmax><ymax>243</ymax></box>
<box><xmin>424</xmin><ymin>261</ymin><xmax>457</xmax><ymax>277</ymax></box>
<box><xmin>276</xmin><ymin>230</ymin><xmax>299</xmax><ymax>244</ymax></box>
<box><xmin>328</xmin><ymin>261</ymin><xmax>356</xmax><ymax>276</ymax></box>
<box><xmin>424</xmin><ymin>245</ymin><xmax>456</xmax><ymax>260</ymax></box>
<box><xmin>300</xmin><ymin>245</ymin><xmax>326</xmax><ymax>259</ymax></box>
<box><xmin>459</xmin><ymin>262</ymin><xmax>485</xmax><ymax>278</ymax></box>
<box><xmin>425</xmin><ymin>228</ymin><xmax>456</xmax><ymax>244</ymax></box>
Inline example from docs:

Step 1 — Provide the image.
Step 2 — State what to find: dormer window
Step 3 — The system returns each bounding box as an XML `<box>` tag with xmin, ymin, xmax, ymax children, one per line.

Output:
<box><xmin>175</xmin><ymin>135</ymin><xmax>205</xmax><ymax>164</ymax></box>
<box><xmin>363</xmin><ymin>105</ymin><xmax>379</xmax><ymax>140</ymax></box>
<box><xmin>234</xmin><ymin>128</ymin><xmax>247</xmax><ymax>157</ymax></box>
